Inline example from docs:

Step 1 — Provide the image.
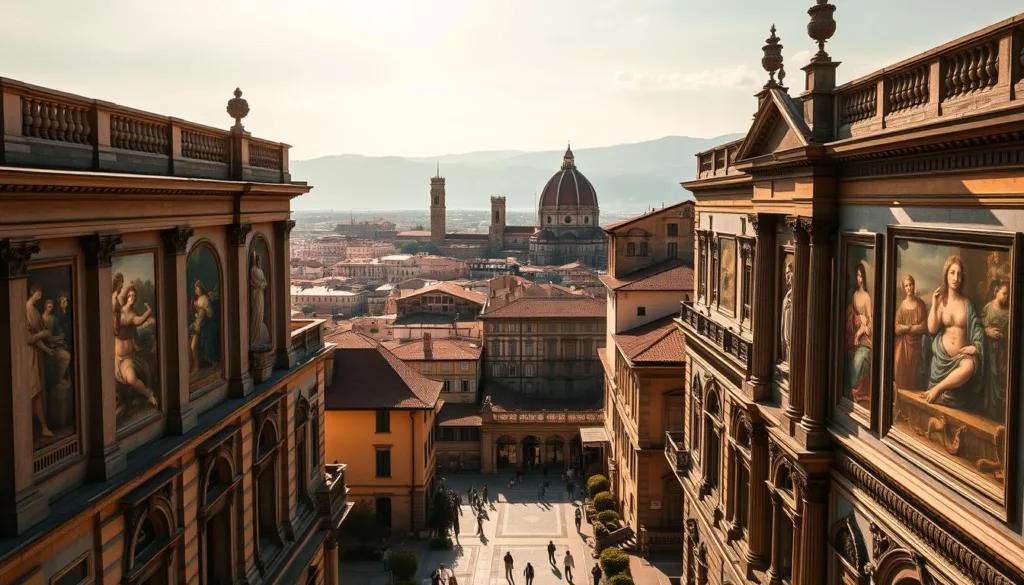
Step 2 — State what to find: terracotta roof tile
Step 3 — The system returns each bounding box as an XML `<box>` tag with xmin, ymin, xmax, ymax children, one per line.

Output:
<box><xmin>480</xmin><ymin>296</ymin><xmax>606</xmax><ymax>319</ymax></box>
<box><xmin>614</xmin><ymin>315</ymin><xmax>686</xmax><ymax>364</ymax></box>
<box><xmin>599</xmin><ymin>259</ymin><xmax>694</xmax><ymax>292</ymax></box>
<box><xmin>602</xmin><ymin>201</ymin><xmax>695</xmax><ymax>232</ymax></box>
<box><xmin>404</xmin><ymin>282</ymin><xmax>486</xmax><ymax>305</ymax></box>
<box><xmin>326</xmin><ymin>331</ymin><xmax>442</xmax><ymax>410</ymax></box>
<box><xmin>383</xmin><ymin>337</ymin><xmax>483</xmax><ymax>361</ymax></box>
<box><xmin>437</xmin><ymin>402</ymin><xmax>483</xmax><ymax>427</ymax></box>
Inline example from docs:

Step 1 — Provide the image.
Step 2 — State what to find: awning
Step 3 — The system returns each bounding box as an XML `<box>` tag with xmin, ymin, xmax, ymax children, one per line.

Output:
<box><xmin>579</xmin><ymin>427</ymin><xmax>610</xmax><ymax>444</ymax></box>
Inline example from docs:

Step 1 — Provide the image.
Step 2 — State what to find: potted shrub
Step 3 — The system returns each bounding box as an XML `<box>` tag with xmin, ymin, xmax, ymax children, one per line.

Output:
<box><xmin>587</xmin><ymin>474</ymin><xmax>610</xmax><ymax>498</ymax></box>
<box><xmin>594</xmin><ymin>491</ymin><xmax>616</xmax><ymax>512</ymax></box>
<box><xmin>599</xmin><ymin>547</ymin><xmax>631</xmax><ymax>578</ymax></box>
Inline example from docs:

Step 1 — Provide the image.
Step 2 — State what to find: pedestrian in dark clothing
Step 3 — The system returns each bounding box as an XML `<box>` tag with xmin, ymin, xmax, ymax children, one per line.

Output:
<box><xmin>504</xmin><ymin>552</ymin><xmax>515</xmax><ymax>583</ymax></box>
<box><xmin>547</xmin><ymin>541</ymin><xmax>556</xmax><ymax>564</ymax></box>
<box><xmin>591</xmin><ymin>563</ymin><xmax>602</xmax><ymax>585</ymax></box>
<box><xmin>482</xmin><ymin>485</ymin><xmax>489</xmax><ymax>504</ymax></box>
<box><xmin>523</xmin><ymin>562</ymin><xmax>535</xmax><ymax>585</ymax></box>
<box><xmin>477</xmin><ymin>514</ymin><xmax>484</xmax><ymax>535</ymax></box>
<box><xmin>575</xmin><ymin>507</ymin><xmax>583</xmax><ymax>532</ymax></box>
<box><xmin>453</xmin><ymin>514</ymin><xmax>461</xmax><ymax>545</ymax></box>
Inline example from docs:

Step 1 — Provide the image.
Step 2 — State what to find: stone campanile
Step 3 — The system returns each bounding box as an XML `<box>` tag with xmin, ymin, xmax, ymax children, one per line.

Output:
<box><xmin>488</xmin><ymin>195</ymin><xmax>506</xmax><ymax>253</ymax></box>
<box><xmin>430</xmin><ymin>163</ymin><xmax>446</xmax><ymax>245</ymax></box>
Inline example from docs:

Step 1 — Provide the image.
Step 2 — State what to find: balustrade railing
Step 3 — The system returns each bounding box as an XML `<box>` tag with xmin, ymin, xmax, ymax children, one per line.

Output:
<box><xmin>317</xmin><ymin>463</ymin><xmax>349</xmax><ymax>522</ymax></box>
<box><xmin>839</xmin><ymin>83</ymin><xmax>877</xmax><ymax>126</ymax></box>
<box><xmin>888</xmin><ymin>65</ymin><xmax>929</xmax><ymax>114</ymax></box>
<box><xmin>694</xmin><ymin>139</ymin><xmax>743</xmax><ymax>179</ymax></box>
<box><xmin>1</xmin><ymin>77</ymin><xmax>291</xmax><ymax>181</ymax></box>
<box><xmin>665</xmin><ymin>431</ymin><xmax>690</xmax><ymax>473</ymax></box>
<box><xmin>678</xmin><ymin>301</ymin><xmax>752</xmax><ymax>371</ymax></box>
<box><xmin>489</xmin><ymin>410</ymin><xmax>604</xmax><ymax>424</ymax></box>
<box><xmin>944</xmin><ymin>39</ymin><xmax>999</xmax><ymax>100</ymax></box>
<box><xmin>290</xmin><ymin>318</ymin><xmax>326</xmax><ymax>357</ymax></box>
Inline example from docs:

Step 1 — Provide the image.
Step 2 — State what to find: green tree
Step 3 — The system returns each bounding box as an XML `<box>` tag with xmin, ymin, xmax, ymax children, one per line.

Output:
<box><xmin>340</xmin><ymin>501</ymin><xmax>379</xmax><ymax>548</ymax></box>
<box><xmin>388</xmin><ymin>549</ymin><xmax>419</xmax><ymax>581</ymax></box>
<box><xmin>427</xmin><ymin>487</ymin><xmax>460</xmax><ymax>538</ymax></box>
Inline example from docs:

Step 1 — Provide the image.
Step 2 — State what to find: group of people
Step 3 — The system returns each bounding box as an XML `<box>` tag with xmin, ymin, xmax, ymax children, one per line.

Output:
<box><xmin>26</xmin><ymin>285</ymin><xmax>74</xmax><ymax>440</ymax></box>
<box><xmin>465</xmin><ymin>484</ymin><xmax>491</xmax><ymax>536</ymax></box>
<box><xmin>504</xmin><ymin>546</ymin><xmax>603</xmax><ymax>585</ymax></box>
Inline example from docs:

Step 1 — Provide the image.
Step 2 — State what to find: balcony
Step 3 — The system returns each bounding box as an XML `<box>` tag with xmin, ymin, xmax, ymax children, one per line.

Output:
<box><xmin>290</xmin><ymin>318</ymin><xmax>326</xmax><ymax>358</ymax></box>
<box><xmin>695</xmin><ymin>139</ymin><xmax>743</xmax><ymax>179</ymax></box>
<box><xmin>317</xmin><ymin>463</ymin><xmax>350</xmax><ymax>530</ymax></box>
<box><xmin>1</xmin><ymin>77</ymin><xmax>292</xmax><ymax>183</ymax></box>
<box><xmin>665</xmin><ymin>431</ymin><xmax>690</xmax><ymax>473</ymax></box>
<box><xmin>678</xmin><ymin>301</ymin><xmax>751</xmax><ymax>371</ymax></box>
<box><xmin>486</xmin><ymin>410</ymin><xmax>604</xmax><ymax>424</ymax></box>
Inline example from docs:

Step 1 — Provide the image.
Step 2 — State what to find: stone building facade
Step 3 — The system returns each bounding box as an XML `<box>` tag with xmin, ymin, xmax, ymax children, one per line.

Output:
<box><xmin>0</xmin><ymin>80</ymin><xmax>348</xmax><ymax>585</ymax></box>
<box><xmin>670</xmin><ymin>6</ymin><xmax>1024</xmax><ymax>585</ymax></box>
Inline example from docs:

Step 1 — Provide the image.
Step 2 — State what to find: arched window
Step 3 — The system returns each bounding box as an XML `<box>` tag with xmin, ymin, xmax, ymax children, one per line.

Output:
<box><xmin>727</xmin><ymin>414</ymin><xmax>752</xmax><ymax>542</ymax></box>
<box><xmin>494</xmin><ymin>210</ymin><xmax>500</xmax><ymax>223</ymax></box>
<box><xmin>690</xmin><ymin>374</ymin><xmax>702</xmax><ymax>457</ymax></box>
<box><xmin>253</xmin><ymin>413</ymin><xmax>283</xmax><ymax>570</ymax></box>
<box><xmin>701</xmin><ymin>384</ymin><xmax>722</xmax><ymax>497</ymax></box>
<box><xmin>124</xmin><ymin>491</ymin><xmax>178</xmax><ymax>585</ymax></box>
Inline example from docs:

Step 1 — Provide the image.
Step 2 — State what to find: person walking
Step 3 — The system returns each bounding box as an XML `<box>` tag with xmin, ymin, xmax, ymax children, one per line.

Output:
<box><xmin>476</xmin><ymin>512</ymin><xmax>485</xmax><ymax>536</ymax></box>
<box><xmin>523</xmin><ymin>562</ymin><xmax>535</xmax><ymax>585</ymax></box>
<box><xmin>453</xmin><ymin>513</ymin><xmax>461</xmax><ymax>545</ymax></box>
<box><xmin>482</xmin><ymin>485</ymin><xmax>489</xmax><ymax>504</ymax></box>
<box><xmin>574</xmin><ymin>507</ymin><xmax>583</xmax><ymax>532</ymax></box>
<box><xmin>547</xmin><ymin>541</ymin><xmax>557</xmax><ymax>565</ymax></box>
<box><xmin>564</xmin><ymin>550</ymin><xmax>575</xmax><ymax>583</ymax></box>
<box><xmin>381</xmin><ymin>547</ymin><xmax>391</xmax><ymax>574</ymax></box>
<box><xmin>437</xmin><ymin>563</ymin><xmax>451</xmax><ymax>585</ymax></box>
<box><xmin>591</xmin><ymin>563</ymin><xmax>602</xmax><ymax>585</ymax></box>
<box><xmin>504</xmin><ymin>551</ymin><xmax>515</xmax><ymax>584</ymax></box>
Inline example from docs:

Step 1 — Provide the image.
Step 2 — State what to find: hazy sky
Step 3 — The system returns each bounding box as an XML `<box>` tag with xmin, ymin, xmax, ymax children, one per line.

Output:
<box><xmin>1</xmin><ymin>0</ymin><xmax>1019</xmax><ymax>159</ymax></box>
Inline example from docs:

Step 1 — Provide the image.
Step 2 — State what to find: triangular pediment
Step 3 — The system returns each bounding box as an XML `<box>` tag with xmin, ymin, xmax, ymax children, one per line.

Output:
<box><xmin>734</xmin><ymin>89</ymin><xmax>813</xmax><ymax>162</ymax></box>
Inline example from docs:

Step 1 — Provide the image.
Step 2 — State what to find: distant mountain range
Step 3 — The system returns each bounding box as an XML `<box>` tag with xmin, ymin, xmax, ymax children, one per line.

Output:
<box><xmin>289</xmin><ymin>134</ymin><xmax>744</xmax><ymax>212</ymax></box>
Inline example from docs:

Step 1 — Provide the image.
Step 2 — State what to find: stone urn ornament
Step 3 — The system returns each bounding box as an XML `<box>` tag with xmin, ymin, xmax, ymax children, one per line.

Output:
<box><xmin>226</xmin><ymin>88</ymin><xmax>249</xmax><ymax>129</ymax></box>
<box><xmin>761</xmin><ymin>25</ymin><xmax>784</xmax><ymax>87</ymax></box>
<box><xmin>807</xmin><ymin>0</ymin><xmax>837</xmax><ymax>61</ymax></box>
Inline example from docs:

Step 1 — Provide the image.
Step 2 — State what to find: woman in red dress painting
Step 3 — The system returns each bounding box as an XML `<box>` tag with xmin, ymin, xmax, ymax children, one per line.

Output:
<box><xmin>893</xmin><ymin>274</ymin><xmax>927</xmax><ymax>390</ymax></box>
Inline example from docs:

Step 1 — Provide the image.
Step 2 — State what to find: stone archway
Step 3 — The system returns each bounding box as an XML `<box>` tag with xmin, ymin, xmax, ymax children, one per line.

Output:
<box><xmin>545</xmin><ymin>435</ymin><xmax>567</xmax><ymax>466</ymax></box>
<box><xmin>496</xmin><ymin>435</ymin><xmax>518</xmax><ymax>470</ymax></box>
<box><xmin>522</xmin><ymin>435</ymin><xmax>542</xmax><ymax>469</ymax></box>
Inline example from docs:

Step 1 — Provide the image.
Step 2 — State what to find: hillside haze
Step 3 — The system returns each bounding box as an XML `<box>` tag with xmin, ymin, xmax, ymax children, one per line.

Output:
<box><xmin>290</xmin><ymin>134</ymin><xmax>743</xmax><ymax>211</ymax></box>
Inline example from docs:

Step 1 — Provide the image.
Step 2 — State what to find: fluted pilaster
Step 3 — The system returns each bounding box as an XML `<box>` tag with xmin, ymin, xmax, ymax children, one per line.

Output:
<box><xmin>801</xmin><ymin>217</ymin><xmax>835</xmax><ymax>446</ymax></box>
<box><xmin>748</xmin><ymin>214</ymin><xmax>777</xmax><ymax>400</ymax></box>
<box><xmin>745</xmin><ymin>427</ymin><xmax>770</xmax><ymax>572</ymax></box>
<box><xmin>796</xmin><ymin>475</ymin><xmax>829</xmax><ymax>585</ymax></box>
<box><xmin>784</xmin><ymin>217</ymin><xmax>810</xmax><ymax>424</ymax></box>
<box><xmin>766</xmin><ymin>491</ymin><xmax>784</xmax><ymax>585</ymax></box>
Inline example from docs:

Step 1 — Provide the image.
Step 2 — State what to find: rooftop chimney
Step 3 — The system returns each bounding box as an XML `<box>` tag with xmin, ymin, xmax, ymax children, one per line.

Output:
<box><xmin>423</xmin><ymin>332</ymin><xmax>433</xmax><ymax>360</ymax></box>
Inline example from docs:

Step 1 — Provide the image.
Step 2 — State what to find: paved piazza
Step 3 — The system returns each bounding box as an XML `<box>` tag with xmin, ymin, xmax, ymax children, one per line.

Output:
<box><xmin>339</xmin><ymin>472</ymin><xmax>599</xmax><ymax>585</ymax></box>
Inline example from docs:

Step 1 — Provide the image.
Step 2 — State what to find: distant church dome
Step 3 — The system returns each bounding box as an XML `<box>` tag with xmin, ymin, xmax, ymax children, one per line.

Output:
<box><xmin>538</xmin><ymin>144</ymin><xmax>598</xmax><ymax>210</ymax></box>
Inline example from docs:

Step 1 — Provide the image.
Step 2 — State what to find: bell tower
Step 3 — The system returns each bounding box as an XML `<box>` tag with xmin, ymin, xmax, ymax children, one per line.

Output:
<box><xmin>489</xmin><ymin>195</ymin><xmax>506</xmax><ymax>253</ymax></box>
<box><xmin>430</xmin><ymin>163</ymin><xmax>446</xmax><ymax>245</ymax></box>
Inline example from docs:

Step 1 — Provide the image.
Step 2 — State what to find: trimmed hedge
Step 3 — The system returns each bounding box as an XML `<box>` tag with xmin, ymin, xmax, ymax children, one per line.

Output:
<box><xmin>604</xmin><ymin>521</ymin><xmax>620</xmax><ymax>531</ymax></box>
<box><xmin>599</xmin><ymin>547</ymin><xmax>631</xmax><ymax>577</ymax></box>
<box><xmin>593</xmin><ymin>491</ymin><xmax>617</xmax><ymax>512</ymax></box>
<box><xmin>388</xmin><ymin>548</ymin><xmax>419</xmax><ymax>580</ymax></box>
<box><xmin>596</xmin><ymin>510</ymin><xmax>620</xmax><ymax>525</ymax></box>
<box><xmin>587</xmin><ymin>474</ymin><xmax>611</xmax><ymax>498</ymax></box>
<box><xmin>607</xmin><ymin>575</ymin><xmax>635</xmax><ymax>585</ymax></box>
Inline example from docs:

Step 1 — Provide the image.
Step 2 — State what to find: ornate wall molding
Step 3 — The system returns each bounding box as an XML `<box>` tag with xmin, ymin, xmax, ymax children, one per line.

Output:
<box><xmin>836</xmin><ymin>452</ymin><xmax>1017</xmax><ymax>585</ymax></box>
<box><xmin>81</xmin><ymin>233</ymin><xmax>122</xmax><ymax>268</ymax></box>
<box><xmin>0</xmin><ymin>238</ymin><xmax>40</xmax><ymax>278</ymax></box>
<box><xmin>275</xmin><ymin>219</ymin><xmax>297</xmax><ymax>240</ymax></box>
<box><xmin>229</xmin><ymin>223</ymin><xmax>252</xmax><ymax>248</ymax></box>
<box><xmin>838</xmin><ymin>135</ymin><xmax>1024</xmax><ymax>179</ymax></box>
<box><xmin>161</xmin><ymin>226</ymin><xmax>194</xmax><ymax>255</ymax></box>
<box><xmin>830</xmin><ymin>515</ymin><xmax>867</xmax><ymax>576</ymax></box>
<box><xmin>785</xmin><ymin>216</ymin><xmax>810</xmax><ymax>242</ymax></box>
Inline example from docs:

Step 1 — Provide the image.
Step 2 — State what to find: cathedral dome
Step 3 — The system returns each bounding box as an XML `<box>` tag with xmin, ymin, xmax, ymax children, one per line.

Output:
<box><xmin>538</xmin><ymin>145</ymin><xmax>598</xmax><ymax>209</ymax></box>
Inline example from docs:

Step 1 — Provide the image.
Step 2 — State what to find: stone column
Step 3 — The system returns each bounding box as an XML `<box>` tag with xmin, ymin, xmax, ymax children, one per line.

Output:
<box><xmin>0</xmin><ymin>239</ymin><xmax>49</xmax><ymax>536</ymax></box>
<box><xmin>783</xmin><ymin>217</ymin><xmax>810</xmax><ymax>428</ymax></box>
<box><xmin>765</xmin><ymin>491</ymin><xmax>783</xmax><ymax>585</ymax></box>
<box><xmin>744</xmin><ymin>427</ymin><xmax>770</xmax><ymax>573</ymax></box>
<box><xmin>161</xmin><ymin>227</ymin><xmax>196</xmax><ymax>435</ymax></box>
<box><xmin>800</xmin><ymin>218</ymin><xmax>834</xmax><ymax>448</ymax></box>
<box><xmin>226</xmin><ymin>223</ymin><xmax>253</xmax><ymax>398</ymax></box>
<box><xmin>324</xmin><ymin>529</ymin><xmax>340</xmax><ymax>585</ymax></box>
<box><xmin>747</xmin><ymin>214</ymin><xmax>776</xmax><ymax>401</ymax></box>
<box><xmin>274</xmin><ymin>220</ymin><xmax>297</xmax><ymax>370</ymax></box>
<box><xmin>696</xmin><ymin>230</ymin><xmax>708</xmax><ymax>302</ymax></box>
<box><xmin>796</xmin><ymin>475</ymin><xmax>829</xmax><ymax>585</ymax></box>
<box><xmin>82</xmin><ymin>233</ymin><xmax>126</xmax><ymax>481</ymax></box>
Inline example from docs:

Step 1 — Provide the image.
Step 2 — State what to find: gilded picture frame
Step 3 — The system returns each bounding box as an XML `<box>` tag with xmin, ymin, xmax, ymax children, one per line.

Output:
<box><xmin>881</xmin><ymin>225</ymin><xmax>1019</xmax><ymax>519</ymax></box>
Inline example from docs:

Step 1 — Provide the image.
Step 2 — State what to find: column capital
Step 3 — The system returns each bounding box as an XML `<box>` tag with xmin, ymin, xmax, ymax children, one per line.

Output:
<box><xmin>804</xmin><ymin>216</ymin><xmax>837</xmax><ymax>245</ymax></box>
<box><xmin>80</xmin><ymin>233</ymin><xmax>122</xmax><ymax>268</ymax></box>
<box><xmin>801</xmin><ymin>474</ymin><xmax>830</xmax><ymax>504</ymax></box>
<box><xmin>0</xmin><ymin>239</ymin><xmax>41</xmax><ymax>279</ymax></box>
<box><xmin>747</xmin><ymin>213</ymin><xmax>777</xmax><ymax>235</ymax></box>
<box><xmin>229</xmin><ymin>223</ymin><xmax>253</xmax><ymax>248</ymax></box>
<box><xmin>785</xmin><ymin>216</ymin><xmax>811</xmax><ymax>242</ymax></box>
<box><xmin>161</xmin><ymin>226</ymin><xmax>195</xmax><ymax>255</ymax></box>
<box><xmin>275</xmin><ymin>219</ymin><xmax>297</xmax><ymax>239</ymax></box>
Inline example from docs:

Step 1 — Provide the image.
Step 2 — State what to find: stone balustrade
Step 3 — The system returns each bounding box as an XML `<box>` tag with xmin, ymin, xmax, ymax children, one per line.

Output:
<box><xmin>1</xmin><ymin>77</ymin><xmax>292</xmax><ymax>182</ymax></box>
<box><xmin>665</xmin><ymin>431</ymin><xmax>690</xmax><ymax>473</ymax></box>
<box><xmin>486</xmin><ymin>410</ymin><xmax>604</xmax><ymax>424</ymax></box>
<box><xmin>290</xmin><ymin>318</ymin><xmax>326</xmax><ymax>358</ymax></box>
<box><xmin>678</xmin><ymin>301</ymin><xmax>752</xmax><ymax>372</ymax></box>
<box><xmin>318</xmin><ymin>463</ymin><xmax>349</xmax><ymax>521</ymax></box>
<box><xmin>695</xmin><ymin>139</ymin><xmax>743</xmax><ymax>179</ymax></box>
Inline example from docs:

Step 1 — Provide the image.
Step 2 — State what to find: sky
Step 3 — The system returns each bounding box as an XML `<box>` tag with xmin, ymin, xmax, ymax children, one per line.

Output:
<box><xmin>0</xmin><ymin>0</ymin><xmax>1020</xmax><ymax>160</ymax></box>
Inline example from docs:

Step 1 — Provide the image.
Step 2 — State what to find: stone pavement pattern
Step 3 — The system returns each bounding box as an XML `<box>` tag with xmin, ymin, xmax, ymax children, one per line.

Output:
<box><xmin>338</xmin><ymin>472</ymin><xmax>674</xmax><ymax>585</ymax></box>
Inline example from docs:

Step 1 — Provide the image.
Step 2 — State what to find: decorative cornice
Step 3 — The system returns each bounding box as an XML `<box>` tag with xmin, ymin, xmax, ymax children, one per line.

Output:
<box><xmin>0</xmin><ymin>239</ymin><xmax>41</xmax><ymax>278</ymax></box>
<box><xmin>785</xmin><ymin>216</ymin><xmax>811</xmax><ymax>242</ymax></box>
<box><xmin>837</xmin><ymin>452</ymin><xmax>1017</xmax><ymax>585</ymax></box>
<box><xmin>81</xmin><ymin>233</ymin><xmax>122</xmax><ymax>268</ymax></box>
<box><xmin>161</xmin><ymin>226</ymin><xmax>194</xmax><ymax>255</ymax></box>
<box><xmin>229</xmin><ymin>223</ymin><xmax>252</xmax><ymax>248</ymax></box>
<box><xmin>804</xmin><ymin>217</ymin><xmax>837</xmax><ymax>245</ymax></box>
<box><xmin>275</xmin><ymin>219</ymin><xmax>297</xmax><ymax>239</ymax></box>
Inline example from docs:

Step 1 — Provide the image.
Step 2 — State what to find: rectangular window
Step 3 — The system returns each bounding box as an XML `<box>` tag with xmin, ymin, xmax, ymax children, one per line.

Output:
<box><xmin>525</xmin><ymin>341</ymin><xmax>534</xmax><ymax>356</ymax></box>
<box><xmin>508</xmin><ymin>342</ymin><xmax>517</xmax><ymax>358</ymax></box>
<box><xmin>52</xmin><ymin>555</ymin><xmax>90</xmax><ymax>585</ymax></box>
<box><xmin>442</xmin><ymin>362</ymin><xmax>452</xmax><ymax>373</ymax></box>
<box><xmin>508</xmin><ymin>364</ymin><xmax>518</xmax><ymax>377</ymax></box>
<box><xmin>668</xmin><ymin>223</ymin><xmax>679</xmax><ymax>236</ymax></box>
<box><xmin>626</xmin><ymin>242</ymin><xmax>636</xmax><ymax>256</ymax></box>
<box><xmin>668</xmin><ymin>242</ymin><xmax>678</xmax><ymax>258</ymax></box>
<box><xmin>375</xmin><ymin>449</ymin><xmax>392</xmax><ymax>477</ymax></box>
<box><xmin>490</xmin><ymin>342</ymin><xmax>501</xmax><ymax>357</ymax></box>
<box><xmin>637</xmin><ymin>306</ymin><xmax>646</xmax><ymax>316</ymax></box>
<box><xmin>525</xmin><ymin>363</ymin><xmax>536</xmax><ymax>377</ymax></box>
<box><xmin>461</xmin><ymin>380</ymin><xmax>470</xmax><ymax>392</ymax></box>
<box><xmin>524</xmin><ymin>323</ymin><xmax>533</xmax><ymax>333</ymax></box>
<box><xmin>492</xmin><ymin>364</ymin><xmax>502</xmax><ymax>377</ymax></box>
<box><xmin>460</xmin><ymin>362</ymin><xmax>470</xmax><ymax>372</ymax></box>
<box><xmin>375</xmin><ymin>410</ymin><xmax>390</xmax><ymax>433</ymax></box>
<box><xmin>639</xmin><ymin>241</ymin><xmax>649</xmax><ymax>256</ymax></box>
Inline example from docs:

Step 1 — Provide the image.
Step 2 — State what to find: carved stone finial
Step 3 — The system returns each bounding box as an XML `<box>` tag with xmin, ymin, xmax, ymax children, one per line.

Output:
<box><xmin>227</xmin><ymin>87</ymin><xmax>250</xmax><ymax>129</ymax></box>
<box><xmin>81</xmin><ymin>233</ymin><xmax>122</xmax><ymax>268</ymax></box>
<box><xmin>161</xmin><ymin>226</ymin><xmax>194</xmax><ymax>255</ymax></box>
<box><xmin>807</xmin><ymin>0</ymin><xmax>837</xmax><ymax>61</ymax></box>
<box><xmin>761</xmin><ymin>25</ymin><xmax>784</xmax><ymax>88</ymax></box>
<box><xmin>0</xmin><ymin>239</ymin><xmax>41</xmax><ymax>278</ymax></box>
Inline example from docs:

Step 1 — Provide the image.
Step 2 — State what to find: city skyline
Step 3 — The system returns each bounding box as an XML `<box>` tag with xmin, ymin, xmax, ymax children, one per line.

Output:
<box><xmin>0</xmin><ymin>0</ymin><xmax>1020</xmax><ymax>160</ymax></box>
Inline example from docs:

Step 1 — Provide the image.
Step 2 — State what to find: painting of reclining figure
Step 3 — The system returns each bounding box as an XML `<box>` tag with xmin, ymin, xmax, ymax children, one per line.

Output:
<box><xmin>890</xmin><ymin>231</ymin><xmax>1014</xmax><ymax>499</ymax></box>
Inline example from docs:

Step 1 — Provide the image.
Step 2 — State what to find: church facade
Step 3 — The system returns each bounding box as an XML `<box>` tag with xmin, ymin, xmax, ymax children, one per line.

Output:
<box><xmin>404</xmin><ymin>147</ymin><xmax>608</xmax><ymax>268</ymax></box>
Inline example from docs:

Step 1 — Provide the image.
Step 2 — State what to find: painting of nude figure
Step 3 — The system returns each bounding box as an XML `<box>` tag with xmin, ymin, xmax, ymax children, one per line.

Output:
<box><xmin>112</xmin><ymin>252</ymin><xmax>160</xmax><ymax>430</ymax></box>
<box><xmin>890</xmin><ymin>232</ymin><xmax>1015</xmax><ymax>497</ymax></box>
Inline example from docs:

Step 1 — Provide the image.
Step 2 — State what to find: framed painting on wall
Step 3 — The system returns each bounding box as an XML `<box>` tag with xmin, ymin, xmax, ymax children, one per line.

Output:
<box><xmin>112</xmin><ymin>251</ymin><xmax>161</xmax><ymax>432</ymax></box>
<box><xmin>884</xmin><ymin>226</ymin><xmax>1019</xmax><ymax>518</ymax></box>
<box><xmin>834</xmin><ymin>233</ymin><xmax>883</xmax><ymax>425</ymax></box>
<box><xmin>718</xmin><ymin>236</ymin><xmax>737</xmax><ymax>316</ymax></box>
<box><xmin>186</xmin><ymin>242</ymin><xmax>223</xmax><ymax>393</ymax></box>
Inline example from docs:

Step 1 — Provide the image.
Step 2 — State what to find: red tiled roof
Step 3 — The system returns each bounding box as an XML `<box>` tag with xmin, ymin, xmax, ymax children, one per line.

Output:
<box><xmin>326</xmin><ymin>331</ymin><xmax>442</xmax><ymax>410</ymax></box>
<box><xmin>437</xmin><ymin>402</ymin><xmax>483</xmax><ymax>427</ymax></box>
<box><xmin>614</xmin><ymin>314</ymin><xmax>686</xmax><ymax>365</ymax></box>
<box><xmin>599</xmin><ymin>259</ymin><xmax>694</xmax><ymax>292</ymax></box>
<box><xmin>480</xmin><ymin>296</ymin><xmax>606</xmax><ymax>319</ymax></box>
<box><xmin>403</xmin><ymin>282</ymin><xmax>486</xmax><ymax>305</ymax></box>
<box><xmin>602</xmin><ymin>201</ymin><xmax>695</xmax><ymax>232</ymax></box>
<box><xmin>383</xmin><ymin>337</ymin><xmax>483</xmax><ymax>361</ymax></box>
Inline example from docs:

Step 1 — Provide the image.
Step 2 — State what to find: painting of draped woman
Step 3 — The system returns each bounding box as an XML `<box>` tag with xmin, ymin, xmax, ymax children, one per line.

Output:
<box><xmin>890</xmin><ymin>232</ymin><xmax>1015</xmax><ymax>493</ymax></box>
<box><xmin>840</xmin><ymin>238</ymin><xmax>876</xmax><ymax>410</ymax></box>
<box><xmin>186</xmin><ymin>244</ymin><xmax>222</xmax><ymax>391</ymax></box>
<box><xmin>111</xmin><ymin>253</ymin><xmax>160</xmax><ymax>430</ymax></box>
<box><xmin>26</xmin><ymin>264</ymin><xmax>78</xmax><ymax>451</ymax></box>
